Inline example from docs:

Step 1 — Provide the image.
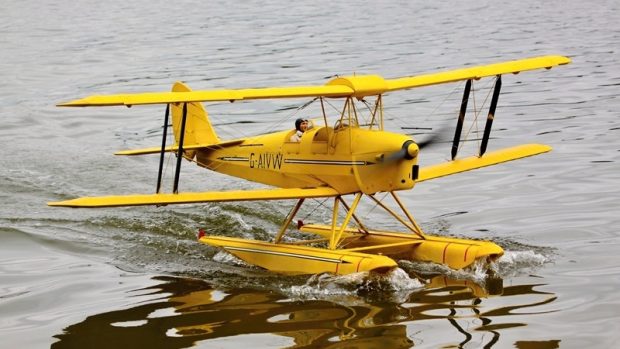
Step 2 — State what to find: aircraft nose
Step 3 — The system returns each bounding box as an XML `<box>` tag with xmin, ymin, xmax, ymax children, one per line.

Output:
<box><xmin>405</xmin><ymin>141</ymin><xmax>419</xmax><ymax>159</ymax></box>
<box><xmin>380</xmin><ymin>140</ymin><xmax>419</xmax><ymax>162</ymax></box>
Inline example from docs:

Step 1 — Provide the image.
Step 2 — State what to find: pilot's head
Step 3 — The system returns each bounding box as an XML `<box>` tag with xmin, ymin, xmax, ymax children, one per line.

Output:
<box><xmin>295</xmin><ymin>118</ymin><xmax>309</xmax><ymax>132</ymax></box>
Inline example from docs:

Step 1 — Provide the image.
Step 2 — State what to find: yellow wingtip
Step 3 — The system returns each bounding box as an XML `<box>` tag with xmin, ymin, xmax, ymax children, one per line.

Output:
<box><xmin>47</xmin><ymin>200</ymin><xmax>72</xmax><ymax>207</ymax></box>
<box><xmin>56</xmin><ymin>99</ymin><xmax>85</xmax><ymax>107</ymax></box>
<box><xmin>56</xmin><ymin>95</ymin><xmax>127</xmax><ymax>107</ymax></box>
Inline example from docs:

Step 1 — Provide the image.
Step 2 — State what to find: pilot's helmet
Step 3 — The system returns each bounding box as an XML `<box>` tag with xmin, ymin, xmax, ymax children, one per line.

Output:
<box><xmin>295</xmin><ymin>118</ymin><xmax>308</xmax><ymax>131</ymax></box>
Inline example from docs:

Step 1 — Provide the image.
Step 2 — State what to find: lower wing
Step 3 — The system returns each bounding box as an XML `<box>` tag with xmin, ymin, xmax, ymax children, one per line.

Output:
<box><xmin>417</xmin><ymin>144</ymin><xmax>551</xmax><ymax>182</ymax></box>
<box><xmin>48</xmin><ymin>144</ymin><xmax>550</xmax><ymax>208</ymax></box>
<box><xmin>48</xmin><ymin>187</ymin><xmax>339</xmax><ymax>208</ymax></box>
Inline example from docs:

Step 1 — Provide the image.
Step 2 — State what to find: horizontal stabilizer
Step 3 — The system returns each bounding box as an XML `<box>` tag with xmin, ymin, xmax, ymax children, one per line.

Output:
<box><xmin>115</xmin><ymin>139</ymin><xmax>244</xmax><ymax>156</ymax></box>
<box><xmin>48</xmin><ymin>187</ymin><xmax>339</xmax><ymax>208</ymax></box>
<box><xmin>417</xmin><ymin>144</ymin><xmax>551</xmax><ymax>182</ymax></box>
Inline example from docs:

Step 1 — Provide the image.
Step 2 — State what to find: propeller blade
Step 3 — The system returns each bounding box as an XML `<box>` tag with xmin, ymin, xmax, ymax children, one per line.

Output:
<box><xmin>416</xmin><ymin>130</ymin><xmax>445</xmax><ymax>149</ymax></box>
<box><xmin>382</xmin><ymin>141</ymin><xmax>419</xmax><ymax>163</ymax></box>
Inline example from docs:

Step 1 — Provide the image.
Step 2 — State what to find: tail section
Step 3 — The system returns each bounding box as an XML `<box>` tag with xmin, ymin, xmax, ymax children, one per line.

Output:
<box><xmin>171</xmin><ymin>82</ymin><xmax>219</xmax><ymax>159</ymax></box>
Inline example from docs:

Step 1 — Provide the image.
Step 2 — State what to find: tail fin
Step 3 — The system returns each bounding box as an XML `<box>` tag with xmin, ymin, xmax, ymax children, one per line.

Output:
<box><xmin>171</xmin><ymin>82</ymin><xmax>219</xmax><ymax>159</ymax></box>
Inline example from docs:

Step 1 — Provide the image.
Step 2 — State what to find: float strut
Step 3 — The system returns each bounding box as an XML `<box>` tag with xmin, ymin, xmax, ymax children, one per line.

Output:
<box><xmin>274</xmin><ymin>198</ymin><xmax>305</xmax><ymax>244</ymax></box>
<box><xmin>390</xmin><ymin>192</ymin><xmax>425</xmax><ymax>238</ymax></box>
<box><xmin>337</xmin><ymin>196</ymin><xmax>368</xmax><ymax>233</ymax></box>
<box><xmin>330</xmin><ymin>193</ymin><xmax>362</xmax><ymax>249</ymax></box>
<box><xmin>451</xmin><ymin>79</ymin><xmax>472</xmax><ymax>160</ymax></box>
<box><xmin>479</xmin><ymin>75</ymin><xmax>502</xmax><ymax>157</ymax></box>
<box><xmin>156</xmin><ymin>104</ymin><xmax>170</xmax><ymax>194</ymax></box>
<box><xmin>173</xmin><ymin>103</ymin><xmax>188</xmax><ymax>194</ymax></box>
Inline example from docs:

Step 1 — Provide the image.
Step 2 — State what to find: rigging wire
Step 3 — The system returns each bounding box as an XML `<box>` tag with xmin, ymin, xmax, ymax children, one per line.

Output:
<box><xmin>248</xmin><ymin>97</ymin><xmax>319</xmax><ymax>138</ymax></box>
<box><xmin>458</xmin><ymin>77</ymin><xmax>496</xmax><ymax>155</ymax></box>
<box><xmin>364</xmin><ymin>191</ymin><xmax>390</xmax><ymax>218</ymax></box>
<box><xmin>301</xmin><ymin>197</ymin><xmax>332</xmax><ymax>223</ymax></box>
<box><xmin>381</xmin><ymin>81</ymin><xmax>465</xmax><ymax>138</ymax></box>
<box><xmin>184</xmin><ymin>97</ymin><xmax>320</xmax><ymax>176</ymax></box>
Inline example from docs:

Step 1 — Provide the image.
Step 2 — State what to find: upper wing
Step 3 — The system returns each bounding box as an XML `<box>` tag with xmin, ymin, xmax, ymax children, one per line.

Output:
<box><xmin>58</xmin><ymin>85</ymin><xmax>354</xmax><ymax>107</ymax></box>
<box><xmin>48</xmin><ymin>187</ymin><xmax>339</xmax><ymax>208</ymax></box>
<box><xmin>58</xmin><ymin>55</ymin><xmax>570</xmax><ymax>106</ymax></box>
<box><xmin>385</xmin><ymin>55</ymin><xmax>570</xmax><ymax>92</ymax></box>
<box><xmin>416</xmin><ymin>144</ymin><xmax>551</xmax><ymax>183</ymax></box>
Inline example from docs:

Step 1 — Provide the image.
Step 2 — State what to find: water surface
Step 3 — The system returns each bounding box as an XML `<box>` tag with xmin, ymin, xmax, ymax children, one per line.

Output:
<box><xmin>1</xmin><ymin>0</ymin><xmax>619</xmax><ymax>347</ymax></box>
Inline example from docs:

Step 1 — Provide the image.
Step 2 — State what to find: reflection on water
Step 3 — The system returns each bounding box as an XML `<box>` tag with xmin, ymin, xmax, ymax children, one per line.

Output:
<box><xmin>52</xmin><ymin>273</ymin><xmax>559</xmax><ymax>348</ymax></box>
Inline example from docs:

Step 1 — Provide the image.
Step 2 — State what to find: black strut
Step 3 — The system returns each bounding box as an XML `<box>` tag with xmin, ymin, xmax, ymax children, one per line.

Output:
<box><xmin>451</xmin><ymin>79</ymin><xmax>472</xmax><ymax>160</ymax></box>
<box><xmin>173</xmin><ymin>103</ymin><xmax>188</xmax><ymax>194</ymax></box>
<box><xmin>479</xmin><ymin>75</ymin><xmax>502</xmax><ymax>157</ymax></box>
<box><xmin>156</xmin><ymin>104</ymin><xmax>170</xmax><ymax>194</ymax></box>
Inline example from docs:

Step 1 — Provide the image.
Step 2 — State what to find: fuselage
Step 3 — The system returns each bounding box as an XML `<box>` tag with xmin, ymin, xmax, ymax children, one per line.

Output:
<box><xmin>195</xmin><ymin>125</ymin><xmax>419</xmax><ymax>195</ymax></box>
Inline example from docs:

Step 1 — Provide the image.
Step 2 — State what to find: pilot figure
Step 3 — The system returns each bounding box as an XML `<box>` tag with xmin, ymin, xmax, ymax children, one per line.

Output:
<box><xmin>290</xmin><ymin>118</ymin><xmax>308</xmax><ymax>142</ymax></box>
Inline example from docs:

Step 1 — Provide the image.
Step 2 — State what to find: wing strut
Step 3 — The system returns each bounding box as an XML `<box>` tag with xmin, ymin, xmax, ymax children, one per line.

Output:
<box><xmin>451</xmin><ymin>79</ymin><xmax>472</xmax><ymax>160</ymax></box>
<box><xmin>479</xmin><ymin>75</ymin><xmax>502</xmax><ymax>156</ymax></box>
<box><xmin>156</xmin><ymin>104</ymin><xmax>170</xmax><ymax>193</ymax></box>
<box><xmin>173</xmin><ymin>103</ymin><xmax>188</xmax><ymax>194</ymax></box>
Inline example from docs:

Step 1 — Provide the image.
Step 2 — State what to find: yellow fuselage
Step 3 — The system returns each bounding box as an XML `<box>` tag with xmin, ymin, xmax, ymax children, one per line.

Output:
<box><xmin>195</xmin><ymin>126</ymin><xmax>418</xmax><ymax>195</ymax></box>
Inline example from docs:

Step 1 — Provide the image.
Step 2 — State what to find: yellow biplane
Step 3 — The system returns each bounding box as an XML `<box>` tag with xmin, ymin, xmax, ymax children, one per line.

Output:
<box><xmin>49</xmin><ymin>55</ymin><xmax>570</xmax><ymax>275</ymax></box>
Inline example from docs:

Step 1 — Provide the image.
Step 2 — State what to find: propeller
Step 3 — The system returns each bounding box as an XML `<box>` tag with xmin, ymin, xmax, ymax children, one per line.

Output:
<box><xmin>415</xmin><ymin>129</ymin><xmax>446</xmax><ymax>150</ymax></box>
<box><xmin>380</xmin><ymin>123</ymin><xmax>452</xmax><ymax>163</ymax></box>
<box><xmin>380</xmin><ymin>140</ymin><xmax>419</xmax><ymax>163</ymax></box>
<box><xmin>356</xmin><ymin>140</ymin><xmax>420</xmax><ymax>194</ymax></box>
<box><xmin>401</xmin><ymin>121</ymin><xmax>453</xmax><ymax>152</ymax></box>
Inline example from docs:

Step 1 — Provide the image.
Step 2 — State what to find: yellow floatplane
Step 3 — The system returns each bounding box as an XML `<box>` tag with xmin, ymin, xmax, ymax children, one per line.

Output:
<box><xmin>49</xmin><ymin>55</ymin><xmax>570</xmax><ymax>275</ymax></box>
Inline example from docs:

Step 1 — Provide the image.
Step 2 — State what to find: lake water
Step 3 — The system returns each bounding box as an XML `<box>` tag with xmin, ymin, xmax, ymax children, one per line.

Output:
<box><xmin>1</xmin><ymin>0</ymin><xmax>619</xmax><ymax>348</ymax></box>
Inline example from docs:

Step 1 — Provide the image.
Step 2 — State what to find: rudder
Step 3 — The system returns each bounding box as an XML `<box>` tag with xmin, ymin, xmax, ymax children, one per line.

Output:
<box><xmin>171</xmin><ymin>82</ymin><xmax>219</xmax><ymax>159</ymax></box>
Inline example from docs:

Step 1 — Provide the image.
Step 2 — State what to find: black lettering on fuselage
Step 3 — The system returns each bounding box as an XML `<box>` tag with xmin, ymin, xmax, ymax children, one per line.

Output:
<box><xmin>274</xmin><ymin>153</ymin><xmax>283</xmax><ymax>169</ymax></box>
<box><xmin>249</xmin><ymin>152</ymin><xmax>283</xmax><ymax>170</ymax></box>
